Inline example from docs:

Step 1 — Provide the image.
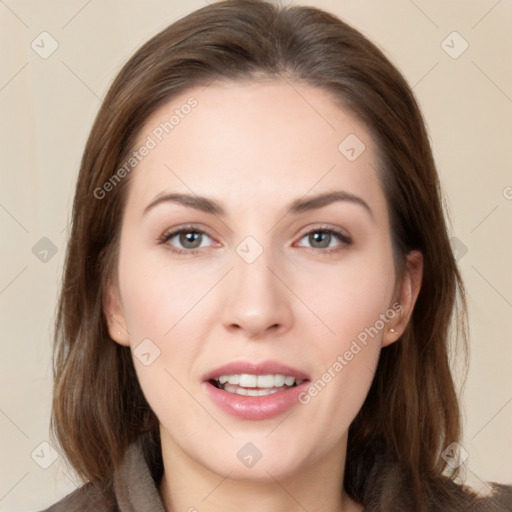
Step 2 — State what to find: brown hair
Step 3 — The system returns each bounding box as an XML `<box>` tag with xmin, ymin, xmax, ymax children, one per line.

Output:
<box><xmin>52</xmin><ymin>0</ymin><xmax>478</xmax><ymax>509</ymax></box>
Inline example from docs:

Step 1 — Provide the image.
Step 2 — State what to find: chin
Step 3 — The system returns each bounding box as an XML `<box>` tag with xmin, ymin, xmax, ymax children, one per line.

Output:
<box><xmin>192</xmin><ymin>433</ymin><xmax>314</xmax><ymax>482</ymax></box>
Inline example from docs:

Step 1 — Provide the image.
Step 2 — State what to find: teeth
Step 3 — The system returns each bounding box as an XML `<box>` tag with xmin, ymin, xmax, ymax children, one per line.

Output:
<box><xmin>223</xmin><ymin>383</ymin><xmax>284</xmax><ymax>396</ymax></box>
<box><xmin>273</xmin><ymin>374</ymin><xmax>286</xmax><ymax>387</ymax></box>
<box><xmin>235</xmin><ymin>386</ymin><xmax>248</xmax><ymax>396</ymax></box>
<box><xmin>214</xmin><ymin>373</ymin><xmax>303</xmax><ymax>390</ymax></box>
<box><xmin>239</xmin><ymin>374</ymin><xmax>257</xmax><ymax>387</ymax></box>
<box><xmin>226</xmin><ymin>375</ymin><xmax>239</xmax><ymax>385</ymax></box>
<box><xmin>284</xmin><ymin>376</ymin><xmax>295</xmax><ymax>386</ymax></box>
<box><xmin>256</xmin><ymin>374</ymin><xmax>274</xmax><ymax>387</ymax></box>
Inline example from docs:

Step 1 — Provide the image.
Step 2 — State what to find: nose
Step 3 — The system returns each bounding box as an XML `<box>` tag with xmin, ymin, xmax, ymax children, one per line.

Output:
<box><xmin>220</xmin><ymin>247</ymin><xmax>294</xmax><ymax>339</ymax></box>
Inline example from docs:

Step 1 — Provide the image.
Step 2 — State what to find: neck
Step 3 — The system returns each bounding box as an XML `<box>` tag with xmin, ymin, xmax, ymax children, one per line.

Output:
<box><xmin>158</xmin><ymin>430</ymin><xmax>363</xmax><ymax>512</ymax></box>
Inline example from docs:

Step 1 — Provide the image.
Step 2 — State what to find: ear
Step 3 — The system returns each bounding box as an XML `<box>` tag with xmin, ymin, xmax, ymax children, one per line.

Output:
<box><xmin>382</xmin><ymin>250</ymin><xmax>423</xmax><ymax>347</ymax></box>
<box><xmin>104</xmin><ymin>280</ymin><xmax>130</xmax><ymax>347</ymax></box>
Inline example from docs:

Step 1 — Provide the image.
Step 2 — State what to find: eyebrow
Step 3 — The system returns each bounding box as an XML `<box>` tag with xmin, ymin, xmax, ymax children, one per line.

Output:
<box><xmin>144</xmin><ymin>190</ymin><xmax>374</xmax><ymax>220</ymax></box>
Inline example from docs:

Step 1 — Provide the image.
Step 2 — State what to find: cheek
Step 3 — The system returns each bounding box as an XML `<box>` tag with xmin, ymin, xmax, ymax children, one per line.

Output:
<box><xmin>118</xmin><ymin>245</ymin><xmax>218</xmax><ymax>343</ymax></box>
<box><xmin>296</xmin><ymin>297</ymin><xmax>386</xmax><ymax>453</ymax></box>
<box><xmin>118</xmin><ymin>254</ymin><xmax>214</xmax><ymax>439</ymax></box>
<box><xmin>116</xmin><ymin>243</ymin><xmax>220</xmax><ymax>422</ymax></box>
<box><xmin>299</xmin><ymin>242</ymin><xmax>396</xmax><ymax>342</ymax></box>
<box><xmin>294</xmin><ymin>248</ymin><xmax>395</xmax><ymax>430</ymax></box>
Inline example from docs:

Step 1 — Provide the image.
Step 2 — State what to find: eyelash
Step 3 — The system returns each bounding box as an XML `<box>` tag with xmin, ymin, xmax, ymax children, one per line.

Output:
<box><xmin>158</xmin><ymin>223</ymin><xmax>352</xmax><ymax>257</ymax></box>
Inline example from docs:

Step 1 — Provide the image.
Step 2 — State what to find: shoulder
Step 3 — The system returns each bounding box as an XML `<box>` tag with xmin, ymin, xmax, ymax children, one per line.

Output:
<box><xmin>38</xmin><ymin>432</ymin><xmax>164</xmax><ymax>512</ymax></box>
<box><xmin>362</xmin><ymin>464</ymin><xmax>512</xmax><ymax>511</ymax></box>
<box><xmin>39</xmin><ymin>481</ymin><xmax>116</xmax><ymax>512</ymax></box>
<box><xmin>472</xmin><ymin>482</ymin><xmax>512</xmax><ymax>511</ymax></box>
<box><xmin>435</xmin><ymin>479</ymin><xmax>512</xmax><ymax>511</ymax></box>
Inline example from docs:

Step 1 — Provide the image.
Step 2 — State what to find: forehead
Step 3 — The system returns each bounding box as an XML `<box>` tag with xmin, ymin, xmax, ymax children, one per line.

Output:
<box><xmin>126</xmin><ymin>79</ymin><xmax>386</xmax><ymax>219</ymax></box>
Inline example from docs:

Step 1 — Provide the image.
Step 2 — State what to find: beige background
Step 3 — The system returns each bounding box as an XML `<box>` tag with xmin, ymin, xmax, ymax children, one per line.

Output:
<box><xmin>0</xmin><ymin>0</ymin><xmax>511</xmax><ymax>510</ymax></box>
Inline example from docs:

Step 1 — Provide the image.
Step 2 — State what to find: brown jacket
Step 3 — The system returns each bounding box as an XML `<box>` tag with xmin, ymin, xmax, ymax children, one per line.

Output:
<box><xmin>41</xmin><ymin>436</ymin><xmax>512</xmax><ymax>512</ymax></box>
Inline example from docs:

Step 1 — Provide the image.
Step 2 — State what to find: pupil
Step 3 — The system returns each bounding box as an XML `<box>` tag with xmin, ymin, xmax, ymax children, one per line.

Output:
<box><xmin>311</xmin><ymin>232</ymin><xmax>330</xmax><ymax>248</ymax></box>
<box><xmin>181</xmin><ymin>231</ymin><xmax>201</xmax><ymax>248</ymax></box>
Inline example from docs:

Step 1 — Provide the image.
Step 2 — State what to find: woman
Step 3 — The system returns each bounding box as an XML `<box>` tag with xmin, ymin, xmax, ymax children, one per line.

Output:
<box><xmin>43</xmin><ymin>0</ymin><xmax>511</xmax><ymax>510</ymax></box>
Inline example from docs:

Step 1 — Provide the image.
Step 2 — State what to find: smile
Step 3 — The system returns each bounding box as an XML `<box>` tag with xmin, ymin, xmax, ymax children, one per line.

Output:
<box><xmin>203</xmin><ymin>361</ymin><xmax>311</xmax><ymax>420</ymax></box>
<box><xmin>210</xmin><ymin>373</ymin><xmax>304</xmax><ymax>396</ymax></box>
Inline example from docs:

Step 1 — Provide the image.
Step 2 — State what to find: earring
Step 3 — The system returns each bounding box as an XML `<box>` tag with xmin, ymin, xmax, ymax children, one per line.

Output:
<box><xmin>389</xmin><ymin>328</ymin><xmax>399</xmax><ymax>335</ymax></box>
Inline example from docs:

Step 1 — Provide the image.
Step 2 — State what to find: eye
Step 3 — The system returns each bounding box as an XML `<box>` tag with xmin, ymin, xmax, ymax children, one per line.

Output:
<box><xmin>295</xmin><ymin>227</ymin><xmax>352</xmax><ymax>254</ymax></box>
<box><xmin>160</xmin><ymin>225</ymin><xmax>215</xmax><ymax>255</ymax></box>
<box><xmin>159</xmin><ymin>224</ymin><xmax>352</xmax><ymax>256</ymax></box>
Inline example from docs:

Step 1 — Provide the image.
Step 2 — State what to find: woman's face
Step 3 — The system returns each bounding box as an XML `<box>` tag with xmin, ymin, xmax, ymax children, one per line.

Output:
<box><xmin>107</xmin><ymin>80</ymin><xmax>419</xmax><ymax>482</ymax></box>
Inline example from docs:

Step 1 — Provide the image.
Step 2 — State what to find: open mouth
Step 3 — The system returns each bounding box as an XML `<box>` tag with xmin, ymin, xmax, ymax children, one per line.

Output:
<box><xmin>209</xmin><ymin>373</ymin><xmax>305</xmax><ymax>397</ymax></box>
<box><xmin>203</xmin><ymin>364</ymin><xmax>311</xmax><ymax>419</ymax></box>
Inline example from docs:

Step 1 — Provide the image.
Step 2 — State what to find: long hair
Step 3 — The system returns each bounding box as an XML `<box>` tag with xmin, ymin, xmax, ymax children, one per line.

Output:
<box><xmin>51</xmin><ymin>1</ymin><xmax>473</xmax><ymax>509</ymax></box>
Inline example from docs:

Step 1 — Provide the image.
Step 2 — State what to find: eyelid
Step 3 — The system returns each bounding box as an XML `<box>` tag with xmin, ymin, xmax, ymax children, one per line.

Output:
<box><xmin>160</xmin><ymin>223</ymin><xmax>215</xmax><ymax>241</ymax></box>
<box><xmin>295</xmin><ymin>223</ymin><xmax>351</xmax><ymax>242</ymax></box>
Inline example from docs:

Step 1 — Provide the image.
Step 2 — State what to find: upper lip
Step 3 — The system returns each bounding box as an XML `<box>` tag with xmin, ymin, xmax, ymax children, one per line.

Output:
<box><xmin>203</xmin><ymin>360</ymin><xmax>311</xmax><ymax>382</ymax></box>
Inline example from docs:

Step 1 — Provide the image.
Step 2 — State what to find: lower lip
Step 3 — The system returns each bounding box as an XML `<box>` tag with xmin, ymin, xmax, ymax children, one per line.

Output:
<box><xmin>203</xmin><ymin>381</ymin><xmax>309</xmax><ymax>420</ymax></box>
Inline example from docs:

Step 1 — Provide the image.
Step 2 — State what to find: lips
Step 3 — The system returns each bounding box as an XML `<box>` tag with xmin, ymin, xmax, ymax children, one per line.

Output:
<box><xmin>203</xmin><ymin>360</ymin><xmax>310</xmax><ymax>383</ymax></box>
<box><xmin>202</xmin><ymin>360</ymin><xmax>311</xmax><ymax>420</ymax></box>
